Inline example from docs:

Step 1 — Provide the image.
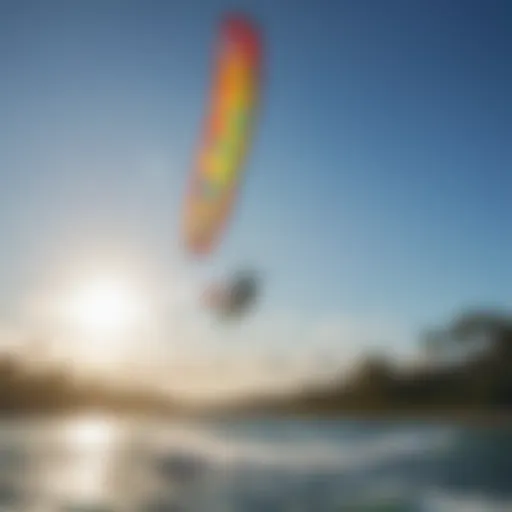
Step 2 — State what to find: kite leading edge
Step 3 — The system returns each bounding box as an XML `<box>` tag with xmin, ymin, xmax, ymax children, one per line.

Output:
<box><xmin>182</xmin><ymin>14</ymin><xmax>262</xmax><ymax>256</ymax></box>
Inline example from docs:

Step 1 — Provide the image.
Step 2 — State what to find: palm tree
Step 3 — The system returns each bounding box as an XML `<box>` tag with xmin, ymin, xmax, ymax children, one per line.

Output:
<box><xmin>448</xmin><ymin>310</ymin><xmax>512</xmax><ymax>360</ymax></box>
<box><xmin>431</xmin><ymin>310</ymin><xmax>512</xmax><ymax>407</ymax></box>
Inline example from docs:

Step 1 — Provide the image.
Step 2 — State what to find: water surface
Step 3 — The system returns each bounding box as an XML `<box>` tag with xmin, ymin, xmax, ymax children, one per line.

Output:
<box><xmin>0</xmin><ymin>415</ymin><xmax>510</xmax><ymax>511</ymax></box>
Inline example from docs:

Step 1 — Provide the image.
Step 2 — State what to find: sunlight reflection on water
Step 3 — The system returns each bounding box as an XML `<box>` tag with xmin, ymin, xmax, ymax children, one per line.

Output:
<box><xmin>41</xmin><ymin>417</ymin><xmax>118</xmax><ymax>504</ymax></box>
<box><xmin>0</xmin><ymin>415</ymin><xmax>151</xmax><ymax>511</ymax></box>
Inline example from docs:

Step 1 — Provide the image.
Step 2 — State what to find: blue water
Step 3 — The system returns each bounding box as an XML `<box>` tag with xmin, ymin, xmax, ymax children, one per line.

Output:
<box><xmin>0</xmin><ymin>415</ymin><xmax>510</xmax><ymax>511</ymax></box>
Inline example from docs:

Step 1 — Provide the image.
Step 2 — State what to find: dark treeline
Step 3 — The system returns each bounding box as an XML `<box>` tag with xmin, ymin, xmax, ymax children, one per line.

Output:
<box><xmin>0</xmin><ymin>357</ymin><xmax>177</xmax><ymax>415</ymax></box>
<box><xmin>1</xmin><ymin>309</ymin><xmax>511</xmax><ymax>417</ymax></box>
<box><xmin>235</xmin><ymin>310</ymin><xmax>512</xmax><ymax>416</ymax></box>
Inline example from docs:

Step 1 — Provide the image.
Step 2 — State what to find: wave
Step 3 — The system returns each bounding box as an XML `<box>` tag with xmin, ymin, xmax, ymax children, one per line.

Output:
<box><xmin>148</xmin><ymin>421</ymin><xmax>457</xmax><ymax>472</ymax></box>
<box><xmin>420</xmin><ymin>488</ymin><xmax>512</xmax><ymax>512</ymax></box>
<box><xmin>324</xmin><ymin>483</ymin><xmax>512</xmax><ymax>511</ymax></box>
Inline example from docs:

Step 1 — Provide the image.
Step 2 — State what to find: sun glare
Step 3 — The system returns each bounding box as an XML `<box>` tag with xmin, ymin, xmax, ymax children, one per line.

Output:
<box><xmin>62</xmin><ymin>276</ymin><xmax>149</xmax><ymax>340</ymax></box>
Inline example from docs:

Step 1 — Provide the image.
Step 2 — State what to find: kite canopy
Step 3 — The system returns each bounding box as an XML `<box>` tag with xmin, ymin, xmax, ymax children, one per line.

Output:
<box><xmin>183</xmin><ymin>14</ymin><xmax>262</xmax><ymax>256</ymax></box>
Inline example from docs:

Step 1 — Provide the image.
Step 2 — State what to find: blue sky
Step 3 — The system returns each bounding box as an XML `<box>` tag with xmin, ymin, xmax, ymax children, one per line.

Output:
<box><xmin>0</xmin><ymin>0</ymin><xmax>510</xmax><ymax>378</ymax></box>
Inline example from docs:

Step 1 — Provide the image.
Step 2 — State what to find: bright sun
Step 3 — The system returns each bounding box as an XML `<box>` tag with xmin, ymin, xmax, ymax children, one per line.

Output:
<box><xmin>61</xmin><ymin>276</ymin><xmax>149</xmax><ymax>341</ymax></box>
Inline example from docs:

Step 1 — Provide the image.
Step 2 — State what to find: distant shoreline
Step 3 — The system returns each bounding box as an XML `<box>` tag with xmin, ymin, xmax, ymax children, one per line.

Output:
<box><xmin>1</xmin><ymin>407</ymin><xmax>512</xmax><ymax>427</ymax></box>
<box><xmin>206</xmin><ymin>408</ymin><xmax>512</xmax><ymax>427</ymax></box>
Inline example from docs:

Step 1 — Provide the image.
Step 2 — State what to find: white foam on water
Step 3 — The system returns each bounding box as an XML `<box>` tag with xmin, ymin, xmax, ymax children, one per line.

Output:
<box><xmin>421</xmin><ymin>488</ymin><xmax>512</xmax><ymax>512</ymax></box>
<box><xmin>149</xmin><ymin>421</ymin><xmax>457</xmax><ymax>473</ymax></box>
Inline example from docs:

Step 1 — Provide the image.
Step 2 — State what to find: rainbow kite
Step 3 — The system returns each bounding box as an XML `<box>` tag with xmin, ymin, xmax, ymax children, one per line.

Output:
<box><xmin>183</xmin><ymin>14</ymin><xmax>262</xmax><ymax>255</ymax></box>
